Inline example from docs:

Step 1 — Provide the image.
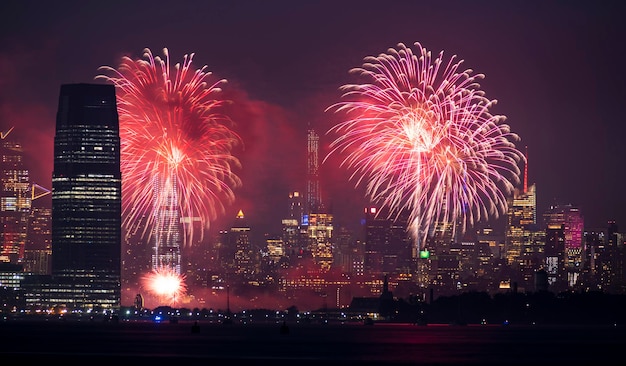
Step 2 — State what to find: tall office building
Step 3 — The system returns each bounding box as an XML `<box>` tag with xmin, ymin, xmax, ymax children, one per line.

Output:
<box><xmin>51</xmin><ymin>83</ymin><xmax>122</xmax><ymax>310</ymax></box>
<box><xmin>581</xmin><ymin>227</ymin><xmax>605</xmax><ymax>291</ymax></box>
<box><xmin>603</xmin><ymin>221</ymin><xmax>626</xmax><ymax>293</ymax></box>
<box><xmin>23</xmin><ymin>205</ymin><xmax>52</xmax><ymax>274</ymax></box>
<box><xmin>287</xmin><ymin>190</ymin><xmax>304</xmax><ymax>225</ymax></box>
<box><xmin>545</xmin><ymin>223</ymin><xmax>566</xmax><ymax>291</ymax></box>
<box><xmin>230</xmin><ymin>209</ymin><xmax>254</xmax><ymax>281</ymax></box>
<box><xmin>505</xmin><ymin>184</ymin><xmax>537</xmax><ymax>265</ymax></box>
<box><xmin>307</xmin><ymin>212</ymin><xmax>334</xmax><ymax>271</ymax></box>
<box><xmin>282</xmin><ymin>191</ymin><xmax>304</xmax><ymax>258</ymax></box>
<box><xmin>543</xmin><ymin>204</ymin><xmax>584</xmax><ymax>288</ymax></box>
<box><xmin>306</xmin><ymin>128</ymin><xmax>322</xmax><ymax>215</ymax></box>
<box><xmin>363</xmin><ymin>207</ymin><xmax>389</xmax><ymax>278</ymax></box>
<box><xmin>362</xmin><ymin>207</ymin><xmax>411</xmax><ymax>278</ymax></box>
<box><xmin>0</xmin><ymin>128</ymin><xmax>31</xmax><ymax>264</ymax></box>
<box><xmin>151</xmin><ymin>174</ymin><xmax>182</xmax><ymax>275</ymax></box>
<box><xmin>504</xmin><ymin>151</ymin><xmax>544</xmax><ymax>289</ymax></box>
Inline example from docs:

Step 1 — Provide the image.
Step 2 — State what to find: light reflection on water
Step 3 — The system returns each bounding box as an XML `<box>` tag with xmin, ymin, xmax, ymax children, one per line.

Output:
<box><xmin>0</xmin><ymin>321</ymin><xmax>624</xmax><ymax>365</ymax></box>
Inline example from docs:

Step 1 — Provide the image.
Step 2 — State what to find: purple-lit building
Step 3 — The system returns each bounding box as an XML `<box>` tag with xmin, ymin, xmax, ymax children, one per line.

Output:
<box><xmin>543</xmin><ymin>204</ymin><xmax>584</xmax><ymax>289</ymax></box>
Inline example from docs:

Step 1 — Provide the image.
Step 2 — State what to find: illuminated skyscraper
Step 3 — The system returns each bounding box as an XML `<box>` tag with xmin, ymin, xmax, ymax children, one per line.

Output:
<box><xmin>51</xmin><ymin>83</ymin><xmax>121</xmax><ymax>310</ymax></box>
<box><xmin>23</xmin><ymin>205</ymin><xmax>52</xmax><ymax>274</ymax></box>
<box><xmin>505</xmin><ymin>185</ymin><xmax>537</xmax><ymax>264</ymax></box>
<box><xmin>282</xmin><ymin>191</ymin><xmax>304</xmax><ymax>257</ymax></box>
<box><xmin>151</xmin><ymin>174</ymin><xmax>181</xmax><ymax>275</ymax></box>
<box><xmin>304</xmin><ymin>128</ymin><xmax>335</xmax><ymax>271</ymax></box>
<box><xmin>543</xmin><ymin>204</ymin><xmax>584</xmax><ymax>288</ymax></box>
<box><xmin>582</xmin><ymin>227</ymin><xmax>605</xmax><ymax>291</ymax></box>
<box><xmin>504</xmin><ymin>149</ymin><xmax>544</xmax><ymax>289</ymax></box>
<box><xmin>230</xmin><ymin>209</ymin><xmax>254</xmax><ymax>281</ymax></box>
<box><xmin>307</xmin><ymin>212</ymin><xmax>333</xmax><ymax>271</ymax></box>
<box><xmin>287</xmin><ymin>190</ymin><xmax>304</xmax><ymax>225</ymax></box>
<box><xmin>545</xmin><ymin>223</ymin><xmax>566</xmax><ymax>291</ymax></box>
<box><xmin>0</xmin><ymin>128</ymin><xmax>31</xmax><ymax>263</ymax></box>
<box><xmin>306</xmin><ymin>128</ymin><xmax>321</xmax><ymax>215</ymax></box>
<box><xmin>602</xmin><ymin>221</ymin><xmax>626</xmax><ymax>293</ymax></box>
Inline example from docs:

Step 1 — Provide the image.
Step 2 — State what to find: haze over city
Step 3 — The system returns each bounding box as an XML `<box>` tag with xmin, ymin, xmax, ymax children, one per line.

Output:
<box><xmin>2</xmin><ymin>1</ymin><xmax>625</xmax><ymax>238</ymax></box>
<box><xmin>3</xmin><ymin>5</ymin><xmax>626</xmax><ymax>365</ymax></box>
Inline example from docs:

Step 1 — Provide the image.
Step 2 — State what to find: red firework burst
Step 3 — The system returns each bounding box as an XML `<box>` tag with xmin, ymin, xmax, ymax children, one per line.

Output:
<box><xmin>97</xmin><ymin>48</ymin><xmax>242</xmax><ymax>246</ymax></box>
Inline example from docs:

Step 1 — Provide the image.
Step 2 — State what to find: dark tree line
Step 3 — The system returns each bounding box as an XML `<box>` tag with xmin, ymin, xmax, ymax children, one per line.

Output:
<box><xmin>386</xmin><ymin>290</ymin><xmax>626</xmax><ymax>325</ymax></box>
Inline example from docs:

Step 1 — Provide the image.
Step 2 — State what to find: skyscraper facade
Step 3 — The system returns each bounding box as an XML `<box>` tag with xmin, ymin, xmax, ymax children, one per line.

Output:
<box><xmin>282</xmin><ymin>191</ymin><xmax>304</xmax><ymax>258</ymax></box>
<box><xmin>307</xmin><ymin>212</ymin><xmax>334</xmax><ymax>271</ymax></box>
<box><xmin>230</xmin><ymin>209</ymin><xmax>254</xmax><ymax>281</ymax></box>
<box><xmin>23</xmin><ymin>205</ymin><xmax>52</xmax><ymax>274</ymax></box>
<box><xmin>151</xmin><ymin>174</ymin><xmax>182</xmax><ymax>275</ymax></box>
<box><xmin>51</xmin><ymin>83</ymin><xmax>121</xmax><ymax>310</ymax></box>
<box><xmin>505</xmin><ymin>184</ymin><xmax>537</xmax><ymax>265</ymax></box>
<box><xmin>306</xmin><ymin>128</ymin><xmax>321</xmax><ymax>215</ymax></box>
<box><xmin>0</xmin><ymin>128</ymin><xmax>31</xmax><ymax>264</ymax></box>
<box><xmin>603</xmin><ymin>221</ymin><xmax>626</xmax><ymax>293</ymax></box>
<box><xmin>545</xmin><ymin>223</ymin><xmax>566</xmax><ymax>291</ymax></box>
<box><xmin>504</xmin><ymin>150</ymin><xmax>546</xmax><ymax>290</ymax></box>
<box><xmin>543</xmin><ymin>204</ymin><xmax>584</xmax><ymax>288</ymax></box>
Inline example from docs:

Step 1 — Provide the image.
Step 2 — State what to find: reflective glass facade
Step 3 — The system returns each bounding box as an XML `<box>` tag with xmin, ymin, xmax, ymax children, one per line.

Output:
<box><xmin>51</xmin><ymin>83</ymin><xmax>121</xmax><ymax>310</ymax></box>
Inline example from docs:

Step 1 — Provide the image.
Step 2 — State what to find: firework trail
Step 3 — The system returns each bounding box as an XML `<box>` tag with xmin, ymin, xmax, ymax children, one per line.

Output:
<box><xmin>97</xmin><ymin>48</ymin><xmax>242</xmax><ymax>247</ymax></box>
<box><xmin>325</xmin><ymin>42</ymin><xmax>524</xmax><ymax>249</ymax></box>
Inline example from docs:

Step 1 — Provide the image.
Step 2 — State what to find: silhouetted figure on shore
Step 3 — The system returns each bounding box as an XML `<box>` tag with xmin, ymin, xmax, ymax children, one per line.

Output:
<box><xmin>280</xmin><ymin>320</ymin><xmax>289</xmax><ymax>334</ymax></box>
<box><xmin>191</xmin><ymin>321</ymin><xmax>200</xmax><ymax>333</ymax></box>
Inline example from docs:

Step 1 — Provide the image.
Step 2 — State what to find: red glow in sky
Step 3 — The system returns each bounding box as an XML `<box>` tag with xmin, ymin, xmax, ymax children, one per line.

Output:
<box><xmin>97</xmin><ymin>47</ymin><xmax>242</xmax><ymax>246</ymax></box>
<box><xmin>1</xmin><ymin>1</ymin><xmax>625</xmax><ymax>238</ymax></box>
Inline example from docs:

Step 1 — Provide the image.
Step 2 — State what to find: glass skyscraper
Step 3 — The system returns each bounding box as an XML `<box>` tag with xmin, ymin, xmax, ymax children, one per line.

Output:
<box><xmin>51</xmin><ymin>83</ymin><xmax>121</xmax><ymax>311</ymax></box>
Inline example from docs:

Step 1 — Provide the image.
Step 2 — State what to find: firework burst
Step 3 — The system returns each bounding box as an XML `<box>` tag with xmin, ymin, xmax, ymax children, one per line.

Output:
<box><xmin>97</xmin><ymin>48</ymin><xmax>242</xmax><ymax>246</ymax></box>
<box><xmin>325</xmin><ymin>42</ymin><xmax>524</xmax><ymax>249</ymax></box>
<box><xmin>142</xmin><ymin>266</ymin><xmax>187</xmax><ymax>305</ymax></box>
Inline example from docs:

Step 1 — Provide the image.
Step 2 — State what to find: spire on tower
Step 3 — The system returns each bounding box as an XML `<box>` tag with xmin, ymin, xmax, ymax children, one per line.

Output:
<box><xmin>524</xmin><ymin>146</ymin><xmax>528</xmax><ymax>194</ymax></box>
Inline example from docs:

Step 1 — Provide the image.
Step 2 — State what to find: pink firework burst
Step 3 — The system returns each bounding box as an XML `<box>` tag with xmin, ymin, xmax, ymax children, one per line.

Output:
<box><xmin>97</xmin><ymin>48</ymin><xmax>242</xmax><ymax>246</ymax></box>
<box><xmin>325</xmin><ymin>42</ymin><xmax>525</xmax><ymax>249</ymax></box>
<box><xmin>142</xmin><ymin>266</ymin><xmax>187</xmax><ymax>305</ymax></box>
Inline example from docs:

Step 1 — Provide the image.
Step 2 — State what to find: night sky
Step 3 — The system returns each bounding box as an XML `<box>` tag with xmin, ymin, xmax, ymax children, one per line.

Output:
<box><xmin>2</xmin><ymin>0</ymin><xmax>625</xmax><ymax>239</ymax></box>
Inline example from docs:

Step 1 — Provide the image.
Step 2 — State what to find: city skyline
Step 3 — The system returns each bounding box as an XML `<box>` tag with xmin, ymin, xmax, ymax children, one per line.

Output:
<box><xmin>1</xmin><ymin>1</ymin><xmax>626</xmax><ymax>237</ymax></box>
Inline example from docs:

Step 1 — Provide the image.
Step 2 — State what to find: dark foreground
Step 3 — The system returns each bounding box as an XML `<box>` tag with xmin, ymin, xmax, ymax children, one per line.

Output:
<box><xmin>1</xmin><ymin>320</ymin><xmax>624</xmax><ymax>365</ymax></box>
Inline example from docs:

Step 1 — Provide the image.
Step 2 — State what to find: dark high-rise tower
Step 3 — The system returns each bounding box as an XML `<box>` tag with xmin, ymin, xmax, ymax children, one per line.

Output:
<box><xmin>51</xmin><ymin>83</ymin><xmax>121</xmax><ymax>310</ymax></box>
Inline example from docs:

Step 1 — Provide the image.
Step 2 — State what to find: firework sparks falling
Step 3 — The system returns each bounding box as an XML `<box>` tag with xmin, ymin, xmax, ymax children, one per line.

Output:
<box><xmin>325</xmin><ymin>42</ymin><xmax>525</xmax><ymax>249</ymax></box>
<box><xmin>97</xmin><ymin>48</ymin><xmax>242</xmax><ymax>246</ymax></box>
<box><xmin>142</xmin><ymin>267</ymin><xmax>187</xmax><ymax>305</ymax></box>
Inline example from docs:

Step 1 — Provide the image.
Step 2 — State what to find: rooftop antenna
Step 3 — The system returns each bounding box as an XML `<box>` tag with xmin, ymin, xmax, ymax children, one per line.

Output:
<box><xmin>227</xmin><ymin>285</ymin><xmax>231</xmax><ymax>315</ymax></box>
<box><xmin>222</xmin><ymin>284</ymin><xmax>233</xmax><ymax>324</ymax></box>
